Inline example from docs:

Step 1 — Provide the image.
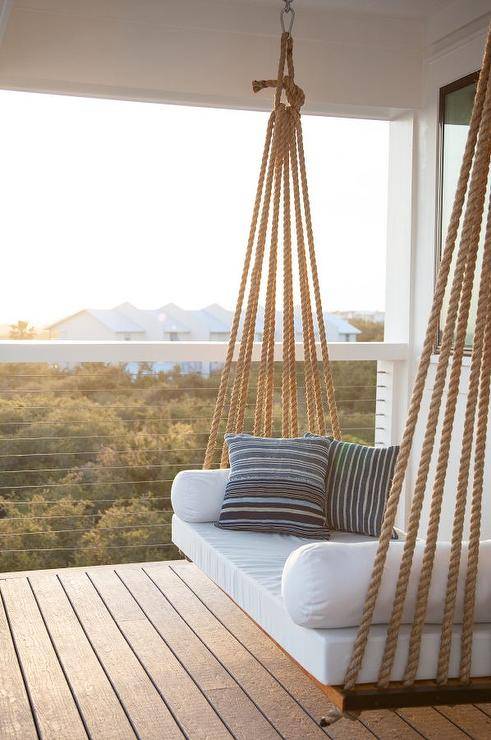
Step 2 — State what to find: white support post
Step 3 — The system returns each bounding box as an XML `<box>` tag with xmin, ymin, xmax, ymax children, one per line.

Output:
<box><xmin>375</xmin><ymin>359</ymin><xmax>409</xmax><ymax>448</ymax></box>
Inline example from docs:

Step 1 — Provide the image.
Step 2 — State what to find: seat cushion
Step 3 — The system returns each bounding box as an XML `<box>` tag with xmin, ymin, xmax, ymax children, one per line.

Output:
<box><xmin>172</xmin><ymin>515</ymin><xmax>491</xmax><ymax>685</ymax></box>
<box><xmin>306</xmin><ymin>434</ymin><xmax>399</xmax><ymax>537</ymax></box>
<box><xmin>216</xmin><ymin>434</ymin><xmax>331</xmax><ymax>538</ymax></box>
<box><xmin>282</xmin><ymin>539</ymin><xmax>491</xmax><ymax>628</ymax></box>
<box><xmin>171</xmin><ymin>468</ymin><xmax>229</xmax><ymax>522</ymax></box>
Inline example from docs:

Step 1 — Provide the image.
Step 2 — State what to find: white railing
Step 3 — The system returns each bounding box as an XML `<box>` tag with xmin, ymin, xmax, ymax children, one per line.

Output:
<box><xmin>0</xmin><ymin>340</ymin><xmax>409</xmax><ymax>448</ymax></box>
<box><xmin>0</xmin><ymin>340</ymin><xmax>409</xmax><ymax>571</ymax></box>
<box><xmin>0</xmin><ymin>340</ymin><xmax>408</xmax><ymax>363</ymax></box>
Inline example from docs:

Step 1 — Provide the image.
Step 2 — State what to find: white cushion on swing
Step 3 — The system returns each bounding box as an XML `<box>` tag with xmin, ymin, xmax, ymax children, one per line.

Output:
<box><xmin>171</xmin><ymin>469</ymin><xmax>491</xmax><ymax>685</ymax></box>
<box><xmin>282</xmin><ymin>539</ymin><xmax>491</xmax><ymax>628</ymax></box>
<box><xmin>171</xmin><ymin>468</ymin><xmax>230</xmax><ymax>522</ymax></box>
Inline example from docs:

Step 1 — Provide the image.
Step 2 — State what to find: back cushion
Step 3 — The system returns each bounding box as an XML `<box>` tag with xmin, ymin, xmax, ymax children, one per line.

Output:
<box><xmin>215</xmin><ymin>434</ymin><xmax>331</xmax><ymax>538</ymax></box>
<box><xmin>306</xmin><ymin>434</ymin><xmax>399</xmax><ymax>537</ymax></box>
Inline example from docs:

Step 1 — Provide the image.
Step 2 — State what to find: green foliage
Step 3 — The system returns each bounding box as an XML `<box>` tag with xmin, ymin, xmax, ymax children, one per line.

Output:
<box><xmin>349</xmin><ymin>319</ymin><xmax>384</xmax><ymax>342</ymax></box>
<box><xmin>0</xmin><ymin>360</ymin><xmax>377</xmax><ymax>572</ymax></box>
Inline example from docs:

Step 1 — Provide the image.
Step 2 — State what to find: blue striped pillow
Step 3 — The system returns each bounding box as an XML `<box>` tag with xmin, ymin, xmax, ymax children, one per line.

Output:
<box><xmin>306</xmin><ymin>434</ymin><xmax>399</xmax><ymax>538</ymax></box>
<box><xmin>216</xmin><ymin>434</ymin><xmax>331</xmax><ymax>538</ymax></box>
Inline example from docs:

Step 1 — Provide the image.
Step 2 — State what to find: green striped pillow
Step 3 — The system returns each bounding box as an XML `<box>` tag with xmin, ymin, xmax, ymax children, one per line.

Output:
<box><xmin>306</xmin><ymin>435</ymin><xmax>399</xmax><ymax>538</ymax></box>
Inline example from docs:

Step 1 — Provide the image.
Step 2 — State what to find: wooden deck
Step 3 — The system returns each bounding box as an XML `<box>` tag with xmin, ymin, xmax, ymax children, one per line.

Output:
<box><xmin>1</xmin><ymin>561</ymin><xmax>490</xmax><ymax>740</ymax></box>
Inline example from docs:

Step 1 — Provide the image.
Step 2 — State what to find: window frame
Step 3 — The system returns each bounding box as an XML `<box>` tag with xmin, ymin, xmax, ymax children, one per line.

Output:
<box><xmin>435</xmin><ymin>69</ymin><xmax>481</xmax><ymax>354</ymax></box>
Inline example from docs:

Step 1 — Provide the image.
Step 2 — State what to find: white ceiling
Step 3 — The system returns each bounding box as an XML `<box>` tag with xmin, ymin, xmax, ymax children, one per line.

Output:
<box><xmin>7</xmin><ymin>0</ymin><xmax>456</xmax><ymax>21</ymax></box>
<box><xmin>0</xmin><ymin>0</ymin><xmax>487</xmax><ymax>117</ymax></box>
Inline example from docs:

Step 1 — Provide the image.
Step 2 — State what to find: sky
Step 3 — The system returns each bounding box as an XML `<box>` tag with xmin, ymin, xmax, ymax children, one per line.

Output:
<box><xmin>0</xmin><ymin>90</ymin><xmax>389</xmax><ymax>327</ymax></box>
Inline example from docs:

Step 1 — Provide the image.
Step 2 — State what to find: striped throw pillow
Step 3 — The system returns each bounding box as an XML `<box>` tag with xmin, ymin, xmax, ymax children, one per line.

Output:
<box><xmin>215</xmin><ymin>434</ymin><xmax>331</xmax><ymax>538</ymax></box>
<box><xmin>306</xmin><ymin>435</ymin><xmax>399</xmax><ymax>538</ymax></box>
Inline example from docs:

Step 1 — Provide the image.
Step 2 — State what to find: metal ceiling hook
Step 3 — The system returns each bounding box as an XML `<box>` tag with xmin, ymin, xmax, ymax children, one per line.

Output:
<box><xmin>280</xmin><ymin>0</ymin><xmax>295</xmax><ymax>34</ymax></box>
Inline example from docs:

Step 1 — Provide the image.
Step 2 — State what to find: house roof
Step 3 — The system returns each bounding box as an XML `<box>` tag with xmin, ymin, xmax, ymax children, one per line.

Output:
<box><xmin>253</xmin><ymin>309</ymin><xmax>360</xmax><ymax>337</ymax></box>
<box><xmin>48</xmin><ymin>304</ymin><xmax>360</xmax><ymax>338</ymax></box>
<box><xmin>47</xmin><ymin>309</ymin><xmax>145</xmax><ymax>333</ymax></box>
<box><xmin>88</xmin><ymin>309</ymin><xmax>146</xmax><ymax>333</ymax></box>
<box><xmin>326</xmin><ymin>314</ymin><xmax>361</xmax><ymax>335</ymax></box>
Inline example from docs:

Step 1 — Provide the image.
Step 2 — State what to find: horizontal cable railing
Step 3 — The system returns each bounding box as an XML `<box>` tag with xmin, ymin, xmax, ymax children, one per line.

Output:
<box><xmin>0</xmin><ymin>345</ymin><xmax>401</xmax><ymax>572</ymax></box>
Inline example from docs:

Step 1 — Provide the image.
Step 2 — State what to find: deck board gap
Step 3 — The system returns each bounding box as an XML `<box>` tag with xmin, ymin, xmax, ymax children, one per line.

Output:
<box><xmin>168</xmin><ymin>563</ymin><xmax>380</xmax><ymax>740</ymax></box>
<box><xmin>111</xmin><ymin>568</ymin><xmax>236</xmax><ymax>739</ymax></box>
<box><xmin>471</xmin><ymin>703</ymin><xmax>491</xmax><ymax>718</ymax></box>
<box><xmin>394</xmin><ymin>707</ymin><xmax>472</xmax><ymax>740</ymax></box>
<box><xmin>168</xmin><ymin>562</ymin><xmax>345</xmax><ymax>738</ymax></box>
<box><xmin>55</xmin><ymin>573</ymin><xmax>140</xmax><ymax>738</ymax></box>
<box><xmin>26</xmin><ymin>577</ymin><xmax>90</xmax><ymax>739</ymax></box>
<box><xmin>169</xmin><ymin>562</ymin><xmax>379</xmax><ymax>740</ymax></box>
<box><xmin>0</xmin><ymin>586</ymin><xmax>42</xmax><ymax>740</ymax></box>
<box><xmin>141</xmin><ymin>566</ymin><xmax>284</xmax><ymax>739</ymax></box>
<box><xmin>81</xmin><ymin>569</ymin><xmax>188</xmax><ymax>738</ymax></box>
<box><xmin>393</xmin><ymin>711</ymin><xmax>433</xmax><ymax>739</ymax></box>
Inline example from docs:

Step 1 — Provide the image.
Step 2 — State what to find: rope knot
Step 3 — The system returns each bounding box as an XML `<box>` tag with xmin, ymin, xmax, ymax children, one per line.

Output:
<box><xmin>251</xmin><ymin>76</ymin><xmax>305</xmax><ymax>110</ymax></box>
<box><xmin>252</xmin><ymin>33</ymin><xmax>305</xmax><ymax>111</ymax></box>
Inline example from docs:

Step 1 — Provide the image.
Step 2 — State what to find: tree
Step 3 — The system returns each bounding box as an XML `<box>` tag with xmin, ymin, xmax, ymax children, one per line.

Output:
<box><xmin>349</xmin><ymin>319</ymin><xmax>384</xmax><ymax>342</ymax></box>
<box><xmin>74</xmin><ymin>497</ymin><xmax>176</xmax><ymax>566</ymax></box>
<box><xmin>9</xmin><ymin>321</ymin><xmax>35</xmax><ymax>339</ymax></box>
<box><xmin>1</xmin><ymin>359</ymin><xmax>379</xmax><ymax>572</ymax></box>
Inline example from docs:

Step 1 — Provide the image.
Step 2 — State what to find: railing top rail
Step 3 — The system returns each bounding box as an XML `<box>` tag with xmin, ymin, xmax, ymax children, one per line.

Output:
<box><xmin>0</xmin><ymin>340</ymin><xmax>408</xmax><ymax>363</ymax></box>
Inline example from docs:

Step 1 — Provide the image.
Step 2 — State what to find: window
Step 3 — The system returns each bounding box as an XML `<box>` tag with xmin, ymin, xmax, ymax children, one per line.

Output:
<box><xmin>437</xmin><ymin>70</ymin><xmax>487</xmax><ymax>351</ymax></box>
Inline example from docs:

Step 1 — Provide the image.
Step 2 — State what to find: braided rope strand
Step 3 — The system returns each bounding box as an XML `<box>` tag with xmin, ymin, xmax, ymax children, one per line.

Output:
<box><xmin>344</xmin><ymin>27</ymin><xmax>491</xmax><ymax>690</ymax></box>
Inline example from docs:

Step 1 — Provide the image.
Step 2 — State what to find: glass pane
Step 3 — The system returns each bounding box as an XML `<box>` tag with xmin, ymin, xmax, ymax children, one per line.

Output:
<box><xmin>440</xmin><ymin>75</ymin><xmax>490</xmax><ymax>348</ymax></box>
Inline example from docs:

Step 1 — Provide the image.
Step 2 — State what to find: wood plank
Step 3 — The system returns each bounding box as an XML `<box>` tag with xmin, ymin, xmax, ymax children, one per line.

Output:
<box><xmin>0</xmin><ymin>577</ymin><xmax>87</xmax><ymax>740</ymax></box>
<box><xmin>0</xmin><ymin>589</ymin><xmax>38</xmax><ymax>740</ymax></box>
<box><xmin>29</xmin><ymin>573</ymin><xmax>135</xmax><ymax>740</ymax></box>
<box><xmin>170</xmin><ymin>560</ymin><xmax>376</xmax><ymax>740</ymax></box>
<box><xmin>357</xmin><ymin>708</ymin><xmax>423</xmax><ymax>738</ymax></box>
<box><xmin>88</xmin><ymin>566</ymin><xmax>232</xmax><ymax>740</ymax></box>
<box><xmin>117</xmin><ymin>564</ymin><xmax>281</xmax><ymax>740</ymax></box>
<box><xmin>436</xmin><ymin>703</ymin><xmax>491</xmax><ymax>739</ymax></box>
<box><xmin>395</xmin><ymin>706</ymin><xmax>470</xmax><ymax>739</ymax></box>
<box><xmin>0</xmin><ymin>559</ymin><xmax>175</xmax><ymax>581</ymax></box>
<box><xmin>142</xmin><ymin>562</ymin><xmax>327</xmax><ymax>740</ymax></box>
<box><xmin>59</xmin><ymin>570</ymin><xmax>183</xmax><ymax>740</ymax></box>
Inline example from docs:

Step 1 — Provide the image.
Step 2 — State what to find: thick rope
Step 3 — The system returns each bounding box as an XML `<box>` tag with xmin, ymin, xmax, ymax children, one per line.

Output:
<box><xmin>295</xmin><ymin>120</ymin><xmax>342</xmax><ymax>439</ymax></box>
<box><xmin>204</xmin><ymin>30</ymin><xmax>340</xmax><ymax>479</ymax></box>
<box><xmin>436</xmin><ymin>199</ymin><xmax>491</xmax><ymax>685</ymax></box>
<box><xmin>254</xmin><ymin>108</ymin><xmax>285</xmax><ymax>435</ymax></box>
<box><xmin>219</xmin><ymin>100</ymin><xmax>283</xmax><ymax>463</ymax></box>
<box><xmin>203</xmin><ymin>114</ymin><xmax>275</xmax><ymax>469</ymax></box>
<box><xmin>377</xmin><ymin>62</ymin><xmax>491</xmax><ymax>689</ymax></box>
<box><xmin>281</xmin><ymin>138</ymin><xmax>298</xmax><ymax>437</ymax></box>
<box><xmin>223</xmin><ymin>34</ymin><xmax>290</xmax><ymax>448</ymax></box>
<box><xmin>344</xmin><ymin>27</ymin><xmax>491</xmax><ymax>691</ymax></box>
<box><xmin>404</xmin><ymin>183</ymin><xmax>491</xmax><ymax>686</ymax></box>
<box><xmin>459</xmin><ymin>210</ymin><xmax>491</xmax><ymax>684</ymax></box>
<box><xmin>289</xmin><ymin>114</ymin><xmax>325</xmax><ymax>434</ymax></box>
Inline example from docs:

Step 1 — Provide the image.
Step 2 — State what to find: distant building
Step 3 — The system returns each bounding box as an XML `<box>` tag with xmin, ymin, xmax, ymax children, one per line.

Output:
<box><xmin>47</xmin><ymin>303</ymin><xmax>360</xmax><ymax>374</ymax></box>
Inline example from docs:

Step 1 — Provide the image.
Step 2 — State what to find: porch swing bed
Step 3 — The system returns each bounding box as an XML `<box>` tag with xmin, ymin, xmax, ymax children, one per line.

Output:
<box><xmin>171</xmin><ymin>3</ymin><xmax>491</xmax><ymax>718</ymax></box>
<box><xmin>171</xmin><ymin>474</ymin><xmax>491</xmax><ymax>710</ymax></box>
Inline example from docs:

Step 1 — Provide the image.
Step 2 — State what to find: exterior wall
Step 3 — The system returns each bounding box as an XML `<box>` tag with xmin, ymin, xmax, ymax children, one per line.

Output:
<box><xmin>163</xmin><ymin>332</ymin><xmax>191</xmax><ymax>341</ymax></box>
<box><xmin>404</xmin><ymin>4</ymin><xmax>491</xmax><ymax>538</ymax></box>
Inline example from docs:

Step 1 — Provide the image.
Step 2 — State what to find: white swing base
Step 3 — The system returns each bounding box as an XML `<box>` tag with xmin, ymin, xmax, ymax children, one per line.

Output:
<box><xmin>172</xmin><ymin>508</ymin><xmax>491</xmax><ymax>688</ymax></box>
